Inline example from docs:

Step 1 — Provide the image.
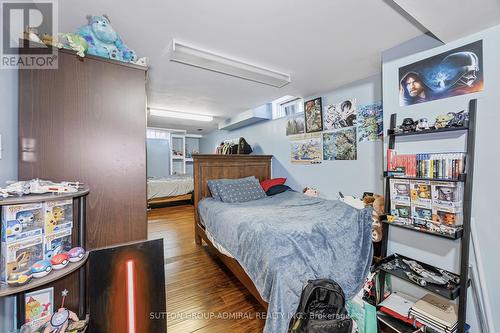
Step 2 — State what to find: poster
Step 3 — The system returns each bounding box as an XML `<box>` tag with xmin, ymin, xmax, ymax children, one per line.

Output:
<box><xmin>25</xmin><ymin>288</ymin><xmax>53</xmax><ymax>328</ymax></box>
<box><xmin>286</xmin><ymin>113</ymin><xmax>305</xmax><ymax>136</ymax></box>
<box><xmin>357</xmin><ymin>102</ymin><xmax>383</xmax><ymax>142</ymax></box>
<box><xmin>304</xmin><ymin>98</ymin><xmax>323</xmax><ymax>133</ymax></box>
<box><xmin>323</xmin><ymin>128</ymin><xmax>357</xmax><ymax>160</ymax></box>
<box><xmin>399</xmin><ymin>40</ymin><xmax>483</xmax><ymax>106</ymax></box>
<box><xmin>323</xmin><ymin>99</ymin><xmax>357</xmax><ymax>130</ymax></box>
<box><xmin>291</xmin><ymin>134</ymin><xmax>322</xmax><ymax>164</ymax></box>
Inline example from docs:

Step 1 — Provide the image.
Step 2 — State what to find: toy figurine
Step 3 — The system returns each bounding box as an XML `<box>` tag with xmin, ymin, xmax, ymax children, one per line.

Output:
<box><xmin>395</xmin><ymin>184</ymin><xmax>409</xmax><ymax>196</ymax></box>
<box><xmin>417</xmin><ymin>184</ymin><xmax>431</xmax><ymax>199</ymax></box>
<box><xmin>447</xmin><ymin>110</ymin><xmax>468</xmax><ymax>127</ymax></box>
<box><xmin>442</xmin><ymin>213</ymin><xmax>456</xmax><ymax>225</ymax></box>
<box><xmin>68</xmin><ymin>247</ymin><xmax>86</xmax><ymax>263</ymax></box>
<box><xmin>415</xmin><ymin>118</ymin><xmax>430</xmax><ymax>131</ymax></box>
<box><xmin>303</xmin><ymin>187</ymin><xmax>319</xmax><ymax>197</ymax></box>
<box><xmin>437</xmin><ymin>186</ymin><xmax>455</xmax><ymax>201</ymax></box>
<box><xmin>6</xmin><ymin>220</ymin><xmax>23</xmax><ymax>237</ymax></box>
<box><xmin>7</xmin><ymin>267</ymin><xmax>33</xmax><ymax>286</ymax></box>
<box><xmin>434</xmin><ymin>114</ymin><xmax>454</xmax><ymax>128</ymax></box>
<box><xmin>0</xmin><ymin>179</ymin><xmax>81</xmax><ymax>197</ymax></box>
<box><xmin>399</xmin><ymin>118</ymin><xmax>416</xmax><ymax>132</ymax></box>
<box><xmin>17</xmin><ymin>210</ymin><xmax>35</xmax><ymax>228</ymax></box>
<box><xmin>41</xmin><ymin>33</ymin><xmax>63</xmax><ymax>48</ymax></box>
<box><xmin>51</xmin><ymin>253</ymin><xmax>70</xmax><ymax>270</ymax></box>
<box><xmin>58</xmin><ymin>33</ymin><xmax>89</xmax><ymax>58</ymax></box>
<box><xmin>32</xmin><ymin>260</ymin><xmax>53</xmax><ymax>278</ymax></box>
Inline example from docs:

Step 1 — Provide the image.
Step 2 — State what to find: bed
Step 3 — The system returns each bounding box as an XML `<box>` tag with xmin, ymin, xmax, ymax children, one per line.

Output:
<box><xmin>147</xmin><ymin>175</ymin><xmax>194</xmax><ymax>205</ymax></box>
<box><xmin>192</xmin><ymin>154</ymin><xmax>373</xmax><ymax>333</ymax></box>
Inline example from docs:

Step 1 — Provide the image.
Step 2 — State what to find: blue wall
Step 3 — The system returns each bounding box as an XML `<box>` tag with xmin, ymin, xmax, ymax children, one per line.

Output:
<box><xmin>0</xmin><ymin>70</ymin><xmax>18</xmax><ymax>185</ymax></box>
<box><xmin>200</xmin><ymin>74</ymin><xmax>384</xmax><ymax>199</ymax></box>
<box><xmin>383</xmin><ymin>26</ymin><xmax>500</xmax><ymax>331</ymax></box>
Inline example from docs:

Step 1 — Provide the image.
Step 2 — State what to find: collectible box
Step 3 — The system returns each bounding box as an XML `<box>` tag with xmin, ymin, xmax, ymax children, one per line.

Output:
<box><xmin>43</xmin><ymin>228</ymin><xmax>72</xmax><ymax>260</ymax></box>
<box><xmin>1</xmin><ymin>203</ymin><xmax>44</xmax><ymax>243</ymax></box>
<box><xmin>43</xmin><ymin>199</ymin><xmax>73</xmax><ymax>234</ymax></box>
<box><xmin>410</xmin><ymin>180</ymin><xmax>432</xmax><ymax>205</ymax></box>
<box><xmin>431</xmin><ymin>181</ymin><xmax>464</xmax><ymax>208</ymax></box>
<box><xmin>391</xmin><ymin>202</ymin><xmax>412</xmax><ymax>224</ymax></box>
<box><xmin>432</xmin><ymin>205</ymin><xmax>463</xmax><ymax>228</ymax></box>
<box><xmin>0</xmin><ymin>234</ymin><xmax>43</xmax><ymax>283</ymax></box>
<box><xmin>390</xmin><ymin>179</ymin><xmax>411</xmax><ymax>204</ymax></box>
<box><xmin>411</xmin><ymin>202</ymin><xmax>433</xmax><ymax>227</ymax></box>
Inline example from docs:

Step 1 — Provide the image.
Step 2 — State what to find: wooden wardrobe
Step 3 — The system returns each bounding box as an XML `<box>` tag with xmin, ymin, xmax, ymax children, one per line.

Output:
<box><xmin>18</xmin><ymin>48</ymin><xmax>148</xmax><ymax>250</ymax></box>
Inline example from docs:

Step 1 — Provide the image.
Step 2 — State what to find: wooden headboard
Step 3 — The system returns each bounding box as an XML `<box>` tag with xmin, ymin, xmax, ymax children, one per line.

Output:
<box><xmin>192</xmin><ymin>154</ymin><xmax>273</xmax><ymax>242</ymax></box>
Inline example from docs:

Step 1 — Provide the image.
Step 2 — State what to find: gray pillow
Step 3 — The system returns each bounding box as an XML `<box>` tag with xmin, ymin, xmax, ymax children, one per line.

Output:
<box><xmin>217</xmin><ymin>177</ymin><xmax>267</xmax><ymax>203</ymax></box>
<box><xmin>208</xmin><ymin>176</ymin><xmax>257</xmax><ymax>201</ymax></box>
<box><xmin>207</xmin><ymin>179</ymin><xmax>221</xmax><ymax>200</ymax></box>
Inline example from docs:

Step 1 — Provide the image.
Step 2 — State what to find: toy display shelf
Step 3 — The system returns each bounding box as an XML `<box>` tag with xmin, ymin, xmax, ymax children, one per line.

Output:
<box><xmin>381</xmin><ymin>220</ymin><xmax>463</xmax><ymax>240</ymax></box>
<box><xmin>387</xmin><ymin>124</ymin><xmax>468</xmax><ymax>137</ymax></box>
<box><xmin>383</xmin><ymin>171</ymin><xmax>467</xmax><ymax>183</ymax></box>
<box><xmin>375</xmin><ymin>253</ymin><xmax>465</xmax><ymax>300</ymax></box>
<box><xmin>0</xmin><ymin>252</ymin><xmax>89</xmax><ymax>298</ymax></box>
<box><xmin>0</xmin><ymin>187</ymin><xmax>89</xmax><ymax>204</ymax></box>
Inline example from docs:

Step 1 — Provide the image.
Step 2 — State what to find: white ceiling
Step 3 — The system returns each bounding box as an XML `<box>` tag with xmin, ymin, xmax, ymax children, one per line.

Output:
<box><xmin>394</xmin><ymin>0</ymin><xmax>500</xmax><ymax>43</ymax></box>
<box><xmin>57</xmin><ymin>0</ymin><xmax>499</xmax><ymax>135</ymax></box>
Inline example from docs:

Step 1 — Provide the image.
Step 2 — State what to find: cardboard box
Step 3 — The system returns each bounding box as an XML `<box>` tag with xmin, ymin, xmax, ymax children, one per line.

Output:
<box><xmin>43</xmin><ymin>199</ymin><xmax>73</xmax><ymax>234</ymax></box>
<box><xmin>390</xmin><ymin>179</ymin><xmax>411</xmax><ymax>204</ymax></box>
<box><xmin>391</xmin><ymin>202</ymin><xmax>412</xmax><ymax>224</ymax></box>
<box><xmin>0</xmin><ymin>235</ymin><xmax>43</xmax><ymax>283</ymax></box>
<box><xmin>431</xmin><ymin>181</ymin><xmax>463</xmax><ymax>208</ymax></box>
<box><xmin>1</xmin><ymin>203</ymin><xmax>44</xmax><ymax>243</ymax></box>
<box><xmin>43</xmin><ymin>228</ymin><xmax>72</xmax><ymax>260</ymax></box>
<box><xmin>411</xmin><ymin>202</ymin><xmax>433</xmax><ymax>227</ymax></box>
<box><xmin>410</xmin><ymin>180</ymin><xmax>432</xmax><ymax>205</ymax></box>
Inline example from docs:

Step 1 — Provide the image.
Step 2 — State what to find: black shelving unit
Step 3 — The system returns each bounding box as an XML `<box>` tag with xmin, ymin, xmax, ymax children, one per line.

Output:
<box><xmin>378</xmin><ymin>99</ymin><xmax>476</xmax><ymax>333</ymax></box>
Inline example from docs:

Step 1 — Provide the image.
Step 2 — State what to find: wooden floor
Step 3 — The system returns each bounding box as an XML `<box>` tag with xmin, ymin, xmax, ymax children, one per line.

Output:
<box><xmin>148</xmin><ymin>204</ymin><xmax>266</xmax><ymax>333</ymax></box>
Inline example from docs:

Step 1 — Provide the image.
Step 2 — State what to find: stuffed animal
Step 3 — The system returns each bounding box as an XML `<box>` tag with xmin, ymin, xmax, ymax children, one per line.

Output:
<box><xmin>76</xmin><ymin>15</ymin><xmax>137</xmax><ymax>63</ymax></box>
<box><xmin>24</xmin><ymin>27</ymin><xmax>43</xmax><ymax>44</ymax></box>
<box><xmin>303</xmin><ymin>187</ymin><xmax>319</xmax><ymax>197</ymax></box>
<box><xmin>434</xmin><ymin>114</ymin><xmax>454</xmax><ymax>129</ymax></box>
<box><xmin>363</xmin><ymin>194</ymin><xmax>384</xmax><ymax>242</ymax></box>
<box><xmin>59</xmin><ymin>33</ymin><xmax>88</xmax><ymax>57</ymax></box>
<box><xmin>41</xmin><ymin>33</ymin><xmax>63</xmax><ymax>48</ymax></box>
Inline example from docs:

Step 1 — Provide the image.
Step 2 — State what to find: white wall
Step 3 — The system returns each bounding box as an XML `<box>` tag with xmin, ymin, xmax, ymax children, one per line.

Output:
<box><xmin>146</xmin><ymin>138</ymin><xmax>170</xmax><ymax>177</ymax></box>
<box><xmin>383</xmin><ymin>25</ymin><xmax>500</xmax><ymax>331</ymax></box>
<box><xmin>0</xmin><ymin>69</ymin><xmax>18</xmax><ymax>185</ymax></box>
<box><xmin>200</xmin><ymin>74</ymin><xmax>384</xmax><ymax>199</ymax></box>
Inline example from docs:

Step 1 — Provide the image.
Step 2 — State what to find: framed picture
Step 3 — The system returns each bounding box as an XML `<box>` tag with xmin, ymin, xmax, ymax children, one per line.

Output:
<box><xmin>286</xmin><ymin>113</ymin><xmax>305</xmax><ymax>136</ymax></box>
<box><xmin>25</xmin><ymin>287</ymin><xmax>54</xmax><ymax>329</ymax></box>
<box><xmin>323</xmin><ymin>99</ymin><xmax>357</xmax><ymax>130</ymax></box>
<box><xmin>304</xmin><ymin>97</ymin><xmax>323</xmax><ymax>133</ymax></box>
<box><xmin>323</xmin><ymin>128</ymin><xmax>357</xmax><ymax>161</ymax></box>
<box><xmin>399</xmin><ymin>40</ymin><xmax>483</xmax><ymax>106</ymax></box>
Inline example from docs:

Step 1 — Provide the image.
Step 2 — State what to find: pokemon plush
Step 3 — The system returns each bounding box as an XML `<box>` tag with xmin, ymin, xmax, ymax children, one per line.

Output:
<box><xmin>76</xmin><ymin>15</ymin><xmax>137</xmax><ymax>63</ymax></box>
<box><xmin>363</xmin><ymin>194</ymin><xmax>384</xmax><ymax>242</ymax></box>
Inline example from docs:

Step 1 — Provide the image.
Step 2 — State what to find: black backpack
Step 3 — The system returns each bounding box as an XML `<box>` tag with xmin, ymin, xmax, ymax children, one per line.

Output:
<box><xmin>288</xmin><ymin>279</ymin><xmax>353</xmax><ymax>333</ymax></box>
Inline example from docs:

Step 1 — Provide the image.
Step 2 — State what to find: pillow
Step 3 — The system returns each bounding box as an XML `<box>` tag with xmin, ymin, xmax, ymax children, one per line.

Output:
<box><xmin>217</xmin><ymin>177</ymin><xmax>267</xmax><ymax>203</ymax></box>
<box><xmin>266</xmin><ymin>184</ymin><xmax>292</xmax><ymax>196</ymax></box>
<box><xmin>260</xmin><ymin>178</ymin><xmax>287</xmax><ymax>192</ymax></box>
<box><xmin>207</xmin><ymin>176</ymin><xmax>256</xmax><ymax>201</ymax></box>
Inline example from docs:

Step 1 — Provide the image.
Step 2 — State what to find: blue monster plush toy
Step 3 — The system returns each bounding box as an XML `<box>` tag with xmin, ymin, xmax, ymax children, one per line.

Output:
<box><xmin>76</xmin><ymin>14</ymin><xmax>137</xmax><ymax>62</ymax></box>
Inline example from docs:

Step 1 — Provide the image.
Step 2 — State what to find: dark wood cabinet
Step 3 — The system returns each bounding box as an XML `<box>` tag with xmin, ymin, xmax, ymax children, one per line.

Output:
<box><xmin>18</xmin><ymin>48</ymin><xmax>148</xmax><ymax>250</ymax></box>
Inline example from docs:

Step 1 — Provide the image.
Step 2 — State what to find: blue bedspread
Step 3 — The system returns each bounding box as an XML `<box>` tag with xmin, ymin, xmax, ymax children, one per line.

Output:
<box><xmin>198</xmin><ymin>190</ymin><xmax>373</xmax><ymax>333</ymax></box>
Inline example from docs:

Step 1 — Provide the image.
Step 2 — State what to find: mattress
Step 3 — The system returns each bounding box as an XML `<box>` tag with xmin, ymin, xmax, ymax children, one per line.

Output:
<box><xmin>147</xmin><ymin>175</ymin><xmax>194</xmax><ymax>200</ymax></box>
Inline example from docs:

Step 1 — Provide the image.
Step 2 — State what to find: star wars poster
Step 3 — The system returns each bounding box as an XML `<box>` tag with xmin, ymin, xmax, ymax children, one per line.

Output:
<box><xmin>399</xmin><ymin>40</ymin><xmax>483</xmax><ymax>106</ymax></box>
<box><xmin>323</xmin><ymin>99</ymin><xmax>357</xmax><ymax>130</ymax></box>
<box><xmin>304</xmin><ymin>98</ymin><xmax>323</xmax><ymax>133</ymax></box>
<box><xmin>323</xmin><ymin>128</ymin><xmax>357</xmax><ymax>161</ymax></box>
<box><xmin>357</xmin><ymin>102</ymin><xmax>383</xmax><ymax>142</ymax></box>
<box><xmin>290</xmin><ymin>134</ymin><xmax>322</xmax><ymax>164</ymax></box>
<box><xmin>286</xmin><ymin>113</ymin><xmax>305</xmax><ymax>136</ymax></box>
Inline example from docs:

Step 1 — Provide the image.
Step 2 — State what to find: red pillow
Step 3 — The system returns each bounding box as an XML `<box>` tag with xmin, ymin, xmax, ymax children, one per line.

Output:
<box><xmin>260</xmin><ymin>178</ymin><xmax>286</xmax><ymax>192</ymax></box>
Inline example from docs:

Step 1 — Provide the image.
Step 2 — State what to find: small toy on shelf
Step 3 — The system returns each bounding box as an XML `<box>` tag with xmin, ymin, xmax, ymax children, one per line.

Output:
<box><xmin>68</xmin><ymin>247</ymin><xmax>85</xmax><ymax>263</ymax></box>
<box><xmin>2</xmin><ymin>203</ymin><xmax>44</xmax><ymax>242</ymax></box>
<box><xmin>0</xmin><ymin>179</ymin><xmax>82</xmax><ymax>198</ymax></box>
<box><xmin>44</xmin><ymin>228</ymin><xmax>72</xmax><ymax>261</ymax></box>
<box><xmin>447</xmin><ymin>110</ymin><xmax>468</xmax><ymax>127</ymax></box>
<box><xmin>58</xmin><ymin>33</ymin><xmax>88</xmax><ymax>58</ymax></box>
<box><xmin>31</xmin><ymin>260</ymin><xmax>53</xmax><ymax>279</ymax></box>
<box><xmin>398</xmin><ymin>118</ymin><xmax>416</xmax><ymax>133</ymax></box>
<box><xmin>41</xmin><ymin>33</ymin><xmax>63</xmax><ymax>48</ymax></box>
<box><xmin>6</xmin><ymin>267</ymin><xmax>33</xmax><ymax>287</ymax></box>
<box><xmin>431</xmin><ymin>181</ymin><xmax>464</xmax><ymax>208</ymax></box>
<box><xmin>389</xmin><ymin>179</ymin><xmax>410</xmax><ymax>204</ymax></box>
<box><xmin>44</xmin><ymin>200</ymin><xmax>73</xmax><ymax>234</ymax></box>
<box><xmin>415</xmin><ymin>118</ymin><xmax>430</xmax><ymax>131</ymax></box>
<box><xmin>1</xmin><ymin>235</ymin><xmax>43</xmax><ymax>283</ymax></box>
<box><xmin>51</xmin><ymin>253</ymin><xmax>70</xmax><ymax>270</ymax></box>
<box><xmin>434</xmin><ymin>114</ymin><xmax>454</xmax><ymax>129</ymax></box>
<box><xmin>24</xmin><ymin>27</ymin><xmax>43</xmax><ymax>44</ymax></box>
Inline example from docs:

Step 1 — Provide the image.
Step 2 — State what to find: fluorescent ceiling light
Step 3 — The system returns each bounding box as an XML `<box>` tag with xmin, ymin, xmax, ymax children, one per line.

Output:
<box><xmin>149</xmin><ymin>108</ymin><xmax>213</xmax><ymax>122</ymax></box>
<box><xmin>168</xmin><ymin>40</ymin><xmax>291</xmax><ymax>88</ymax></box>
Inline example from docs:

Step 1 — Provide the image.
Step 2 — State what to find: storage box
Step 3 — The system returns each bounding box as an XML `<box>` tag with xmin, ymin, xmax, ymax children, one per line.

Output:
<box><xmin>410</xmin><ymin>180</ymin><xmax>431</xmax><ymax>205</ymax></box>
<box><xmin>0</xmin><ymin>235</ymin><xmax>43</xmax><ymax>283</ymax></box>
<box><xmin>432</xmin><ymin>205</ymin><xmax>463</xmax><ymax>228</ymax></box>
<box><xmin>390</xmin><ymin>179</ymin><xmax>410</xmax><ymax>204</ymax></box>
<box><xmin>411</xmin><ymin>202</ymin><xmax>433</xmax><ymax>227</ymax></box>
<box><xmin>431</xmin><ymin>181</ymin><xmax>463</xmax><ymax>208</ymax></box>
<box><xmin>1</xmin><ymin>203</ymin><xmax>44</xmax><ymax>243</ymax></box>
<box><xmin>43</xmin><ymin>228</ymin><xmax>72</xmax><ymax>260</ymax></box>
<box><xmin>43</xmin><ymin>199</ymin><xmax>73</xmax><ymax>234</ymax></box>
<box><xmin>391</xmin><ymin>202</ymin><xmax>412</xmax><ymax>224</ymax></box>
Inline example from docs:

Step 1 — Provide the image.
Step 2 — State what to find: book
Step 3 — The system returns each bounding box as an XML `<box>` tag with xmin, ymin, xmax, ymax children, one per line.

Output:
<box><xmin>409</xmin><ymin>294</ymin><xmax>457</xmax><ymax>330</ymax></box>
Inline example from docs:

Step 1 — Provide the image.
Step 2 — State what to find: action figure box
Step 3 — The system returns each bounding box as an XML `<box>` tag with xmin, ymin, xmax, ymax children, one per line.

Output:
<box><xmin>432</xmin><ymin>205</ymin><xmax>463</xmax><ymax>229</ymax></box>
<box><xmin>43</xmin><ymin>228</ymin><xmax>72</xmax><ymax>260</ymax></box>
<box><xmin>431</xmin><ymin>181</ymin><xmax>464</xmax><ymax>208</ymax></box>
<box><xmin>390</xmin><ymin>179</ymin><xmax>411</xmax><ymax>204</ymax></box>
<box><xmin>43</xmin><ymin>199</ymin><xmax>73</xmax><ymax>234</ymax></box>
<box><xmin>0</xmin><ymin>234</ymin><xmax>43</xmax><ymax>283</ymax></box>
<box><xmin>1</xmin><ymin>203</ymin><xmax>44</xmax><ymax>243</ymax></box>
<box><xmin>390</xmin><ymin>202</ymin><xmax>412</xmax><ymax>224</ymax></box>
<box><xmin>411</xmin><ymin>202</ymin><xmax>433</xmax><ymax>227</ymax></box>
<box><xmin>410</xmin><ymin>180</ymin><xmax>432</xmax><ymax>205</ymax></box>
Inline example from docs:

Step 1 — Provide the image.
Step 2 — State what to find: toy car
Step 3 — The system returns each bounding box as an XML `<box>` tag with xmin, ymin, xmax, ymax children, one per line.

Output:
<box><xmin>51</xmin><ymin>253</ymin><xmax>70</xmax><ymax>270</ymax></box>
<box><xmin>68</xmin><ymin>247</ymin><xmax>85</xmax><ymax>263</ymax></box>
<box><xmin>7</xmin><ymin>267</ymin><xmax>33</xmax><ymax>286</ymax></box>
<box><xmin>31</xmin><ymin>259</ymin><xmax>53</xmax><ymax>278</ymax></box>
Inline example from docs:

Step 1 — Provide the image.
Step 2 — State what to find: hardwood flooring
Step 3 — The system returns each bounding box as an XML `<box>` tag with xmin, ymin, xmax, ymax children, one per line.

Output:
<box><xmin>148</xmin><ymin>205</ymin><xmax>266</xmax><ymax>333</ymax></box>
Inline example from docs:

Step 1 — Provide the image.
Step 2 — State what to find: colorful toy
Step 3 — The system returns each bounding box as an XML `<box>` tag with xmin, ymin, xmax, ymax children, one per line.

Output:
<box><xmin>44</xmin><ymin>228</ymin><xmax>72</xmax><ymax>261</ymax></box>
<box><xmin>76</xmin><ymin>15</ymin><xmax>138</xmax><ymax>63</ymax></box>
<box><xmin>41</xmin><ymin>33</ymin><xmax>63</xmax><ymax>48</ymax></box>
<box><xmin>6</xmin><ymin>220</ymin><xmax>22</xmax><ymax>237</ymax></box>
<box><xmin>447</xmin><ymin>110</ymin><xmax>468</xmax><ymax>127</ymax></box>
<box><xmin>431</xmin><ymin>181</ymin><xmax>463</xmax><ymax>208</ymax></box>
<box><xmin>44</xmin><ymin>200</ymin><xmax>73</xmax><ymax>234</ymax></box>
<box><xmin>31</xmin><ymin>260</ymin><xmax>53</xmax><ymax>278</ymax></box>
<box><xmin>389</xmin><ymin>179</ymin><xmax>411</xmax><ymax>204</ymax></box>
<box><xmin>58</xmin><ymin>33</ymin><xmax>88</xmax><ymax>58</ymax></box>
<box><xmin>7</xmin><ymin>267</ymin><xmax>33</xmax><ymax>286</ymax></box>
<box><xmin>0</xmin><ymin>179</ymin><xmax>82</xmax><ymax>197</ymax></box>
<box><xmin>415</xmin><ymin>118</ymin><xmax>430</xmax><ymax>131</ymax></box>
<box><xmin>68</xmin><ymin>247</ymin><xmax>85</xmax><ymax>263</ymax></box>
<box><xmin>51</xmin><ymin>253</ymin><xmax>70</xmax><ymax>270</ymax></box>
<box><xmin>399</xmin><ymin>118</ymin><xmax>416</xmax><ymax>132</ymax></box>
<box><xmin>434</xmin><ymin>114</ymin><xmax>454</xmax><ymax>129</ymax></box>
<box><xmin>1</xmin><ymin>235</ymin><xmax>43</xmax><ymax>283</ymax></box>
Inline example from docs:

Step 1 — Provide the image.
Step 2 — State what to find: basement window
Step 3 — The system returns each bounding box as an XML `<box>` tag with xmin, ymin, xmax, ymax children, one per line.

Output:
<box><xmin>272</xmin><ymin>95</ymin><xmax>303</xmax><ymax>119</ymax></box>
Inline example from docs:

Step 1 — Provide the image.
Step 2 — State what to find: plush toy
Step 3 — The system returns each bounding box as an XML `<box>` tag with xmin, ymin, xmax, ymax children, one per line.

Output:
<box><xmin>363</xmin><ymin>194</ymin><xmax>384</xmax><ymax>242</ymax></box>
<box><xmin>24</xmin><ymin>27</ymin><xmax>43</xmax><ymax>44</ymax></box>
<box><xmin>41</xmin><ymin>33</ymin><xmax>63</xmax><ymax>48</ymax></box>
<box><xmin>434</xmin><ymin>114</ymin><xmax>454</xmax><ymax>129</ymax></box>
<box><xmin>76</xmin><ymin>15</ymin><xmax>137</xmax><ymax>63</ymax></box>
<box><xmin>303</xmin><ymin>187</ymin><xmax>319</xmax><ymax>197</ymax></box>
<box><xmin>59</xmin><ymin>33</ymin><xmax>88</xmax><ymax>57</ymax></box>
